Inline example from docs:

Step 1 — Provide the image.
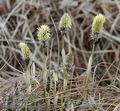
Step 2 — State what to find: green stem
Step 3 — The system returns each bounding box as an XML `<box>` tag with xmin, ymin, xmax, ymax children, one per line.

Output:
<box><xmin>61</xmin><ymin>32</ymin><xmax>64</xmax><ymax>49</ymax></box>
<box><xmin>83</xmin><ymin>43</ymin><xmax>96</xmax><ymax>101</ymax></box>
<box><xmin>60</xmin><ymin>94</ymin><xmax>64</xmax><ymax>111</ymax></box>
<box><xmin>63</xmin><ymin>66</ymin><xmax>68</xmax><ymax>90</ymax></box>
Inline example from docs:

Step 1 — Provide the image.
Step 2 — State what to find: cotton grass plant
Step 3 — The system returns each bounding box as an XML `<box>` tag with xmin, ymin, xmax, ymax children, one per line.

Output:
<box><xmin>1</xmin><ymin>0</ymin><xmax>119</xmax><ymax>110</ymax></box>
<box><xmin>91</xmin><ymin>14</ymin><xmax>106</xmax><ymax>44</ymax></box>
<box><xmin>83</xmin><ymin>14</ymin><xmax>106</xmax><ymax>101</ymax></box>
<box><xmin>59</xmin><ymin>13</ymin><xmax>72</xmax><ymax>49</ymax></box>
<box><xmin>59</xmin><ymin>13</ymin><xmax>72</xmax><ymax>29</ymax></box>
<box><xmin>59</xmin><ymin>13</ymin><xmax>73</xmax><ymax>90</ymax></box>
<box><xmin>19</xmin><ymin>42</ymin><xmax>30</xmax><ymax>60</ymax></box>
<box><xmin>37</xmin><ymin>25</ymin><xmax>50</xmax><ymax>41</ymax></box>
<box><xmin>19</xmin><ymin>42</ymin><xmax>32</xmax><ymax>92</ymax></box>
<box><xmin>19</xmin><ymin>25</ymin><xmax>51</xmax><ymax>108</ymax></box>
<box><xmin>18</xmin><ymin>13</ymin><xmax>106</xmax><ymax>110</ymax></box>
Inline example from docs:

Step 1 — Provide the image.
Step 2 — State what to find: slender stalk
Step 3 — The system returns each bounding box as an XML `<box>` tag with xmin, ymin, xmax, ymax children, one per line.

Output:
<box><xmin>60</xmin><ymin>94</ymin><xmax>64</xmax><ymax>111</ymax></box>
<box><xmin>61</xmin><ymin>31</ymin><xmax>65</xmax><ymax>49</ymax></box>
<box><xmin>63</xmin><ymin>67</ymin><xmax>68</xmax><ymax>90</ymax></box>
<box><xmin>83</xmin><ymin>43</ymin><xmax>95</xmax><ymax>101</ymax></box>
<box><xmin>61</xmin><ymin>31</ymin><xmax>68</xmax><ymax>90</ymax></box>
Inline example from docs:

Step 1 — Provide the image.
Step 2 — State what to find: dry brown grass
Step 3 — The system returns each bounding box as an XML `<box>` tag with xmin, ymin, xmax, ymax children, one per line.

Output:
<box><xmin>0</xmin><ymin>0</ymin><xmax>120</xmax><ymax>110</ymax></box>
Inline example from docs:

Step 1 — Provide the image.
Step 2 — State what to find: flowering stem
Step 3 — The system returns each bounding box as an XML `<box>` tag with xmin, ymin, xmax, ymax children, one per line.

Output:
<box><xmin>61</xmin><ymin>31</ymin><xmax>68</xmax><ymax>90</ymax></box>
<box><xmin>60</xmin><ymin>94</ymin><xmax>64</xmax><ymax>111</ymax></box>
<box><xmin>83</xmin><ymin>43</ymin><xmax>95</xmax><ymax>101</ymax></box>
<box><xmin>63</xmin><ymin>66</ymin><xmax>68</xmax><ymax>90</ymax></box>
<box><xmin>61</xmin><ymin>32</ymin><xmax>65</xmax><ymax>49</ymax></box>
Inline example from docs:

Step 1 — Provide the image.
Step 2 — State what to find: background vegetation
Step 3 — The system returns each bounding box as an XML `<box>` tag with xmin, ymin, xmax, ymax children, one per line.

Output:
<box><xmin>0</xmin><ymin>0</ymin><xmax>120</xmax><ymax>110</ymax></box>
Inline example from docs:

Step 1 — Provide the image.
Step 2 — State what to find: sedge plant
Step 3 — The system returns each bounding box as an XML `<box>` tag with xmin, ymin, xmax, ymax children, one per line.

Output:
<box><xmin>19</xmin><ymin>42</ymin><xmax>32</xmax><ymax>93</ymax></box>
<box><xmin>37</xmin><ymin>24</ymin><xmax>51</xmax><ymax>109</ymax></box>
<box><xmin>36</xmin><ymin>24</ymin><xmax>51</xmax><ymax>89</ymax></box>
<box><xmin>83</xmin><ymin>14</ymin><xmax>106</xmax><ymax>101</ymax></box>
<box><xmin>59</xmin><ymin>13</ymin><xmax>72</xmax><ymax>90</ymax></box>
